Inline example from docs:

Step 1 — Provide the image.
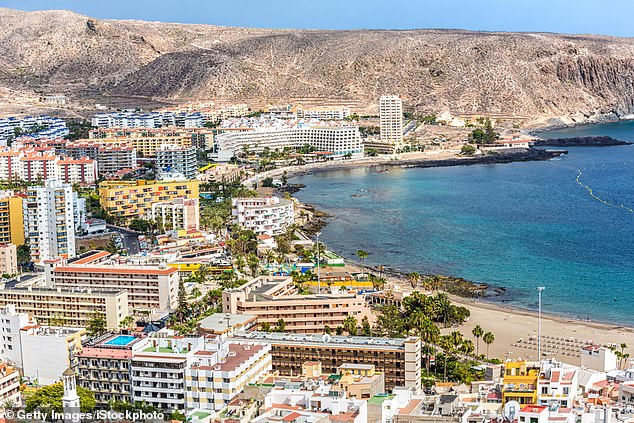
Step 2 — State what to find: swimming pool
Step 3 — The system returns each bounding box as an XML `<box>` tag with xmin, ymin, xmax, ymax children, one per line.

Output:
<box><xmin>103</xmin><ymin>335</ymin><xmax>137</xmax><ymax>346</ymax></box>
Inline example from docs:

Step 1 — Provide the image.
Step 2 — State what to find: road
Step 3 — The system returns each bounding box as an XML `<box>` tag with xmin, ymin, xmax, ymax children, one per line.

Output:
<box><xmin>106</xmin><ymin>225</ymin><xmax>141</xmax><ymax>255</ymax></box>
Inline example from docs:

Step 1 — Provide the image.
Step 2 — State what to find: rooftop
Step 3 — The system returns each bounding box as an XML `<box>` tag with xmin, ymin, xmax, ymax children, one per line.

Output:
<box><xmin>198</xmin><ymin>313</ymin><xmax>257</xmax><ymax>333</ymax></box>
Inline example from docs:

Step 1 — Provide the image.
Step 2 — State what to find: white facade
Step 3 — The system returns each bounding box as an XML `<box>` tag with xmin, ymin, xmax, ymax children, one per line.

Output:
<box><xmin>0</xmin><ymin>115</ymin><xmax>68</xmax><ymax>146</ymax></box>
<box><xmin>379</xmin><ymin>95</ymin><xmax>403</xmax><ymax>145</ymax></box>
<box><xmin>215</xmin><ymin>125</ymin><xmax>363</xmax><ymax>161</ymax></box>
<box><xmin>0</xmin><ymin>150</ymin><xmax>96</xmax><ymax>184</ymax></box>
<box><xmin>0</xmin><ymin>305</ymin><xmax>31</xmax><ymax>368</ymax></box>
<box><xmin>91</xmin><ymin>111</ymin><xmax>203</xmax><ymax>128</ymax></box>
<box><xmin>20</xmin><ymin>326</ymin><xmax>84</xmax><ymax>385</ymax></box>
<box><xmin>581</xmin><ymin>346</ymin><xmax>618</xmax><ymax>372</ymax></box>
<box><xmin>150</xmin><ymin>198</ymin><xmax>200</xmax><ymax>231</ymax></box>
<box><xmin>297</xmin><ymin>106</ymin><xmax>351</xmax><ymax>120</ymax></box>
<box><xmin>0</xmin><ymin>363</ymin><xmax>20</xmax><ymax>409</ymax></box>
<box><xmin>537</xmin><ymin>362</ymin><xmax>579</xmax><ymax>408</ymax></box>
<box><xmin>156</xmin><ymin>144</ymin><xmax>197</xmax><ymax>180</ymax></box>
<box><xmin>25</xmin><ymin>180</ymin><xmax>78</xmax><ymax>263</ymax></box>
<box><xmin>232</xmin><ymin>197</ymin><xmax>294</xmax><ymax>236</ymax></box>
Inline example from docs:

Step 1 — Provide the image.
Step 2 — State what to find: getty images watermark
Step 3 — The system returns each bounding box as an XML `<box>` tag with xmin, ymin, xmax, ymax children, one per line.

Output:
<box><xmin>5</xmin><ymin>409</ymin><xmax>165</xmax><ymax>421</ymax></box>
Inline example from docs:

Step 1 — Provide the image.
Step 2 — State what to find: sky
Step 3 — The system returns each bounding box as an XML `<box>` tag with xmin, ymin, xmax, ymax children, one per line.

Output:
<box><xmin>0</xmin><ymin>0</ymin><xmax>632</xmax><ymax>37</ymax></box>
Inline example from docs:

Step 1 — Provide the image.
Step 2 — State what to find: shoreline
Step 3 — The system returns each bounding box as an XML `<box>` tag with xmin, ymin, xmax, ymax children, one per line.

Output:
<box><xmin>248</xmin><ymin>147</ymin><xmax>563</xmax><ymax>185</ymax></box>
<box><xmin>274</xmin><ymin>144</ymin><xmax>634</xmax><ymax>359</ymax></box>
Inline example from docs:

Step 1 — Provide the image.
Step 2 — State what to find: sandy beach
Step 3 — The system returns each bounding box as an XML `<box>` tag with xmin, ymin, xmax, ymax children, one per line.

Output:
<box><xmin>446</xmin><ymin>295</ymin><xmax>634</xmax><ymax>365</ymax></box>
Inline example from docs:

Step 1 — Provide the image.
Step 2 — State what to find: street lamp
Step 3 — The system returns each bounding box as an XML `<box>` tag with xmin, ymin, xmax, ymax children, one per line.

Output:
<box><xmin>316</xmin><ymin>231</ymin><xmax>321</xmax><ymax>294</ymax></box>
<box><xmin>537</xmin><ymin>286</ymin><xmax>545</xmax><ymax>361</ymax></box>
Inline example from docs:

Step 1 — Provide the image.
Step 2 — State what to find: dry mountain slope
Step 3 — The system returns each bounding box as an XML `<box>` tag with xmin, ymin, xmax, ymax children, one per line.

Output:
<box><xmin>2</xmin><ymin>7</ymin><xmax>634</xmax><ymax>124</ymax></box>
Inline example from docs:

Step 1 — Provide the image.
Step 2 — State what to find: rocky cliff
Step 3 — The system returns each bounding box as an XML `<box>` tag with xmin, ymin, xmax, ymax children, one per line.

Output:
<box><xmin>3</xmin><ymin>7</ymin><xmax>634</xmax><ymax>125</ymax></box>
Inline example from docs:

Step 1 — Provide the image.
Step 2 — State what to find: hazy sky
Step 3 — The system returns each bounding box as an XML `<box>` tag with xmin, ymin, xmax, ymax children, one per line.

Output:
<box><xmin>1</xmin><ymin>0</ymin><xmax>631</xmax><ymax>36</ymax></box>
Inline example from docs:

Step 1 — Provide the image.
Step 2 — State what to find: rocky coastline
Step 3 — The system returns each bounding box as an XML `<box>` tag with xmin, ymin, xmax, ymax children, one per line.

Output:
<box><xmin>531</xmin><ymin>135</ymin><xmax>631</xmax><ymax>147</ymax></box>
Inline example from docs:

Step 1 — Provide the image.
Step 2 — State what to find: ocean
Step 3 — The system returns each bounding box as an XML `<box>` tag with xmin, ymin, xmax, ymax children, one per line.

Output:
<box><xmin>291</xmin><ymin>123</ymin><xmax>634</xmax><ymax>325</ymax></box>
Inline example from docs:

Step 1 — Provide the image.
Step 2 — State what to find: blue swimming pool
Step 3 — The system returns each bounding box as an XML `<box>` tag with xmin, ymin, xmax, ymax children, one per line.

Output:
<box><xmin>103</xmin><ymin>335</ymin><xmax>136</xmax><ymax>346</ymax></box>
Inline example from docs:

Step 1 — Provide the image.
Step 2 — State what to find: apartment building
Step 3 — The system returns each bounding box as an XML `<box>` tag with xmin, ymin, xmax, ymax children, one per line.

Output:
<box><xmin>0</xmin><ymin>244</ymin><xmax>17</xmax><ymax>275</ymax></box>
<box><xmin>77</xmin><ymin>331</ymin><xmax>271</xmax><ymax>412</ymax></box>
<box><xmin>296</xmin><ymin>105</ymin><xmax>351</xmax><ymax>120</ymax></box>
<box><xmin>149</xmin><ymin>197</ymin><xmax>200</xmax><ymax>231</ymax></box>
<box><xmin>379</xmin><ymin>95</ymin><xmax>403</xmax><ymax>146</ymax></box>
<box><xmin>89</xmin><ymin>127</ymin><xmax>215</xmax><ymax>151</ymax></box>
<box><xmin>0</xmin><ymin>363</ymin><xmax>21</xmax><ymax>408</ymax></box>
<box><xmin>0</xmin><ymin>305</ymin><xmax>31</xmax><ymax>368</ymax></box>
<box><xmin>215</xmin><ymin>125</ymin><xmax>364</xmax><ymax>162</ymax></box>
<box><xmin>537</xmin><ymin>362</ymin><xmax>579</xmax><ymax>408</ymax></box>
<box><xmin>0</xmin><ymin>191</ymin><xmax>24</xmax><ymax>246</ymax></box>
<box><xmin>47</xmin><ymin>251</ymin><xmax>179</xmax><ymax>311</ymax></box>
<box><xmin>185</xmin><ymin>337</ymin><xmax>271</xmax><ymax>411</ymax></box>
<box><xmin>502</xmin><ymin>360</ymin><xmax>541</xmax><ymax>405</ymax></box>
<box><xmin>231</xmin><ymin>197</ymin><xmax>294</xmax><ymax>236</ymax></box>
<box><xmin>156</xmin><ymin>144</ymin><xmax>197</xmax><ymax>180</ymax></box>
<box><xmin>0</xmin><ymin>115</ymin><xmax>68</xmax><ymax>145</ymax></box>
<box><xmin>581</xmin><ymin>345</ymin><xmax>618</xmax><ymax>372</ymax></box>
<box><xmin>25</xmin><ymin>180</ymin><xmax>79</xmax><ymax>262</ymax></box>
<box><xmin>228</xmin><ymin>331</ymin><xmax>422</xmax><ymax>392</ymax></box>
<box><xmin>222</xmin><ymin>276</ymin><xmax>373</xmax><ymax>334</ymax></box>
<box><xmin>90</xmin><ymin>111</ymin><xmax>203</xmax><ymax>129</ymax></box>
<box><xmin>65</xmin><ymin>140</ymin><xmax>137</xmax><ymax>176</ymax></box>
<box><xmin>20</xmin><ymin>325</ymin><xmax>85</xmax><ymax>385</ymax></box>
<box><xmin>0</xmin><ymin>285</ymin><xmax>128</xmax><ymax>328</ymax></box>
<box><xmin>98</xmin><ymin>180</ymin><xmax>199</xmax><ymax>222</ymax></box>
<box><xmin>0</xmin><ymin>150</ymin><xmax>97</xmax><ymax>184</ymax></box>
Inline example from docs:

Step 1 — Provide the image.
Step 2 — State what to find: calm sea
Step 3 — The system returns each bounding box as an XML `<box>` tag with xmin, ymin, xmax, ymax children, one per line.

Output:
<box><xmin>292</xmin><ymin>122</ymin><xmax>634</xmax><ymax>325</ymax></box>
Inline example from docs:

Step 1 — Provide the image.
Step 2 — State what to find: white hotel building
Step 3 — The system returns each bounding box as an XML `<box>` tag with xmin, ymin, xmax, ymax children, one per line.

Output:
<box><xmin>215</xmin><ymin>124</ymin><xmax>363</xmax><ymax>161</ymax></box>
<box><xmin>379</xmin><ymin>95</ymin><xmax>403</xmax><ymax>146</ymax></box>
<box><xmin>232</xmin><ymin>196</ymin><xmax>294</xmax><ymax>236</ymax></box>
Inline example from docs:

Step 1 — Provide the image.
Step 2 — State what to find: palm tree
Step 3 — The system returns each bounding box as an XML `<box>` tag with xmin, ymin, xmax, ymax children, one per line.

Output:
<box><xmin>415</xmin><ymin>316</ymin><xmax>439</xmax><ymax>376</ymax></box>
<box><xmin>483</xmin><ymin>332</ymin><xmax>495</xmax><ymax>360</ymax></box>
<box><xmin>408</xmin><ymin>272</ymin><xmax>420</xmax><ymax>290</ymax></box>
<box><xmin>369</xmin><ymin>275</ymin><xmax>386</xmax><ymax>291</ymax></box>
<box><xmin>342</xmin><ymin>315</ymin><xmax>358</xmax><ymax>335</ymax></box>
<box><xmin>247</xmin><ymin>252</ymin><xmax>259</xmax><ymax>276</ymax></box>
<box><xmin>460</xmin><ymin>339</ymin><xmax>475</xmax><ymax>357</ymax></box>
<box><xmin>472</xmin><ymin>325</ymin><xmax>484</xmax><ymax>357</ymax></box>
<box><xmin>434</xmin><ymin>293</ymin><xmax>452</xmax><ymax>327</ymax></box>
<box><xmin>356</xmin><ymin>250</ymin><xmax>368</xmax><ymax>277</ymax></box>
<box><xmin>430</xmin><ymin>275</ymin><xmax>443</xmax><ymax>292</ymax></box>
<box><xmin>191</xmin><ymin>265</ymin><xmax>210</xmax><ymax>284</ymax></box>
<box><xmin>438</xmin><ymin>335</ymin><xmax>453</xmax><ymax>382</ymax></box>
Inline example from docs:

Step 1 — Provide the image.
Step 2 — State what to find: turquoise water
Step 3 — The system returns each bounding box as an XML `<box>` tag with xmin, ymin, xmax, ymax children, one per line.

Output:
<box><xmin>292</xmin><ymin>128</ymin><xmax>634</xmax><ymax>325</ymax></box>
<box><xmin>104</xmin><ymin>335</ymin><xmax>137</xmax><ymax>346</ymax></box>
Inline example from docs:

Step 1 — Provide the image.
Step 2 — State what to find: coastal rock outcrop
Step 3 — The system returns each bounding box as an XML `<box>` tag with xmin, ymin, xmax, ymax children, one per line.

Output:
<box><xmin>533</xmin><ymin>136</ymin><xmax>631</xmax><ymax>147</ymax></box>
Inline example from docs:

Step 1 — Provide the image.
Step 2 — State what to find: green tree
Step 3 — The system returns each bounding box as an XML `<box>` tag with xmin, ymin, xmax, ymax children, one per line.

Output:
<box><xmin>87</xmin><ymin>312</ymin><xmax>107</xmax><ymax>337</ymax></box>
<box><xmin>260</xmin><ymin>322</ymin><xmax>271</xmax><ymax>332</ymax></box>
<box><xmin>26</xmin><ymin>382</ymin><xmax>96</xmax><ymax>414</ymax></box>
<box><xmin>356</xmin><ymin>250</ymin><xmax>369</xmax><ymax>277</ymax></box>
<box><xmin>324</xmin><ymin>324</ymin><xmax>332</xmax><ymax>335</ymax></box>
<box><xmin>483</xmin><ymin>331</ymin><xmax>495</xmax><ymax>360</ymax></box>
<box><xmin>119</xmin><ymin>315</ymin><xmax>135</xmax><ymax>330</ymax></box>
<box><xmin>247</xmin><ymin>252</ymin><xmax>259</xmax><ymax>277</ymax></box>
<box><xmin>275</xmin><ymin>318</ymin><xmax>286</xmax><ymax>332</ymax></box>
<box><xmin>128</xmin><ymin>218</ymin><xmax>151</xmax><ymax>233</ymax></box>
<box><xmin>408</xmin><ymin>272</ymin><xmax>420</xmax><ymax>290</ymax></box>
<box><xmin>361</xmin><ymin>316</ymin><xmax>372</xmax><ymax>337</ymax></box>
<box><xmin>17</xmin><ymin>244</ymin><xmax>31</xmax><ymax>271</ymax></box>
<box><xmin>461</xmin><ymin>144</ymin><xmax>476</xmax><ymax>156</ymax></box>
<box><xmin>472</xmin><ymin>325</ymin><xmax>484</xmax><ymax>357</ymax></box>
<box><xmin>342</xmin><ymin>315</ymin><xmax>358</xmax><ymax>336</ymax></box>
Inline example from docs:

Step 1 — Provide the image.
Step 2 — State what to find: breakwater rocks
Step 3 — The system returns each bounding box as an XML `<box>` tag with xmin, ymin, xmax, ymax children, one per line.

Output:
<box><xmin>401</xmin><ymin>148</ymin><xmax>564</xmax><ymax>170</ymax></box>
<box><xmin>533</xmin><ymin>136</ymin><xmax>631</xmax><ymax>147</ymax></box>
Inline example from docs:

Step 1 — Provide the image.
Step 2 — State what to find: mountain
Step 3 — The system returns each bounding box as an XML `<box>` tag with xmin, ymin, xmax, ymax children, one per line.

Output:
<box><xmin>3</xmin><ymin>7</ymin><xmax>634</xmax><ymax>125</ymax></box>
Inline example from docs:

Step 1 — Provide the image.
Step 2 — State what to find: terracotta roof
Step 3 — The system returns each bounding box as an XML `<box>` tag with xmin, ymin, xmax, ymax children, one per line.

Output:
<box><xmin>520</xmin><ymin>405</ymin><xmax>548</xmax><ymax>413</ymax></box>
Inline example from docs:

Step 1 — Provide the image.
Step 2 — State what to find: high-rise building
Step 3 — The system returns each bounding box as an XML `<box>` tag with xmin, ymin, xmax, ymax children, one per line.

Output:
<box><xmin>25</xmin><ymin>180</ymin><xmax>79</xmax><ymax>262</ymax></box>
<box><xmin>379</xmin><ymin>95</ymin><xmax>403</xmax><ymax>146</ymax></box>
<box><xmin>0</xmin><ymin>191</ymin><xmax>24</xmax><ymax>246</ymax></box>
<box><xmin>156</xmin><ymin>145</ymin><xmax>197</xmax><ymax>180</ymax></box>
<box><xmin>149</xmin><ymin>198</ymin><xmax>200</xmax><ymax>231</ymax></box>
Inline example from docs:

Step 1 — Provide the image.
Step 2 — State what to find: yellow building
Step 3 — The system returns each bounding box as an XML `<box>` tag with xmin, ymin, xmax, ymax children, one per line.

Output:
<box><xmin>0</xmin><ymin>192</ymin><xmax>24</xmax><ymax>246</ymax></box>
<box><xmin>98</xmin><ymin>180</ymin><xmax>199</xmax><ymax>222</ymax></box>
<box><xmin>502</xmin><ymin>360</ymin><xmax>540</xmax><ymax>405</ymax></box>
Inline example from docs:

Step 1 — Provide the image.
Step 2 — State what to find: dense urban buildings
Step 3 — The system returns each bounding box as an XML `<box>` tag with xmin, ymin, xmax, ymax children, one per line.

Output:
<box><xmin>91</xmin><ymin>111</ymin><xmax>204</xmax><ymax>129</ymax></box>
<box><xmin>98</xmin><ymin>179</ymin><xmax>199</xmax><ymax>222</ymax></box>
<box><xmin>231</xmin><ymin>196</ymin><xmax>295</xmax><ymax>236</ymax></box>
<box><xmin>0</xmin><ymin>363</ymin><xmax>21</xmax><ymax>408</ymax></box>
<box><xmin>0</xmin><ymin>284</ymin><xmax>128</xmax><ymax>328</ymax></box>
<box><xmin>214</xmin><ymin>121</ymin><xmax>364</xmax><ymax>161</ymax></box>
<box><xmin>0</xmin><ymin>149</ymin><xmax>97</xmax><ymax>184</ymax></box>
<box><xmin>25</xmin><ymin>180</ymin><xmax>81</xmax><ymax>262</ymax></box>
<box><xmin>222</xmin><ymin>276</ymin><xmax>373</xmax><ymax>333</ymax></box>
<box><xmin>0</xmin><ymin>115</ymin><xmax>68</xmax><ymax>146</ymax></box>
<box><xmin>296</xmin><ymin>105</ymin><xmax>351</xmax><ymax>120</ymax></box>
<box><xmin>379</xmin><ymin>95</ymin><xmax>403</xmax><ymax>146</ymax></box>
<box><xmin>65</xmin><ymin>140</ymin><xmax>137</xmax><ymax>176</ymax></box>
<box><xmin>77</xmin><ymin>330</ymin><xmax>271</xmax><ymax>412</ymax></box>
<box><xmin>227</xmin><ymin>331</ymin><xmax>422</xmax><ymax>392</ymax></box>
<box><xmin>46</xmin><ymin>251</ymin><xmax>179</xmax><ymax>311</ymax></box>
